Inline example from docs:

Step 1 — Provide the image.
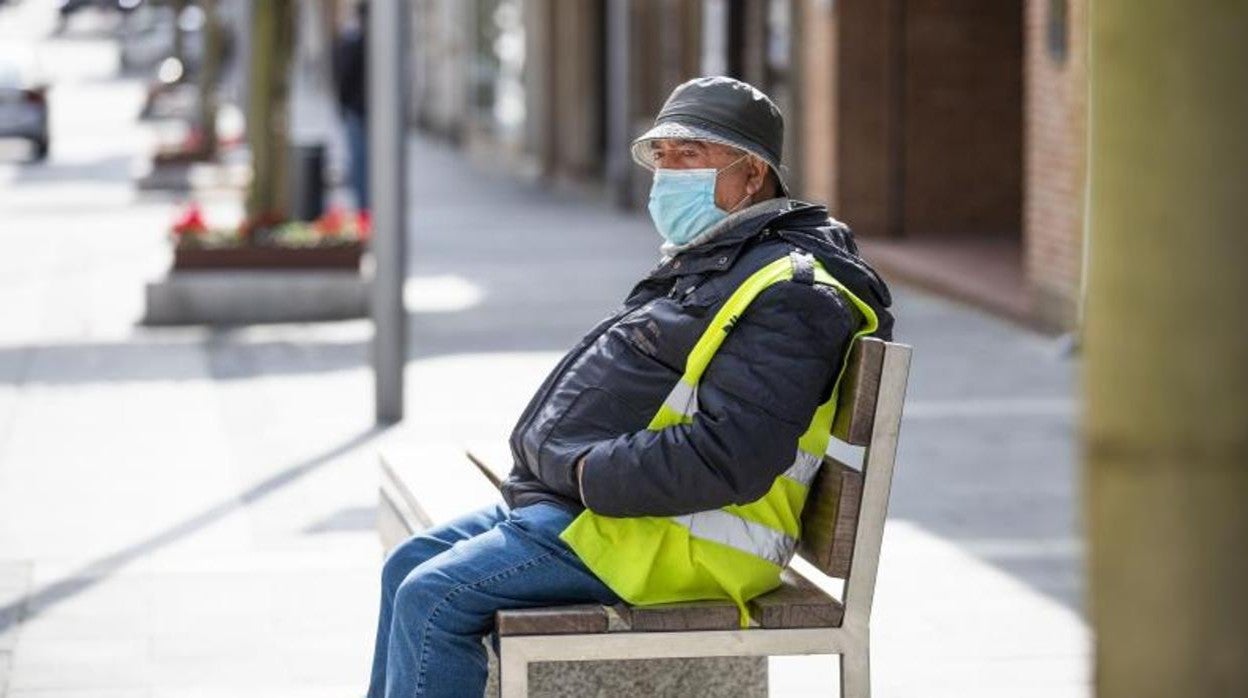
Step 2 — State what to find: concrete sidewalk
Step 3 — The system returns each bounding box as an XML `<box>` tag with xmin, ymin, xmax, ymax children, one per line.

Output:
<box><xmin>0</xmin><ymin>5</ymin><xmax>1086</xmax><ymax>695</ymax></box>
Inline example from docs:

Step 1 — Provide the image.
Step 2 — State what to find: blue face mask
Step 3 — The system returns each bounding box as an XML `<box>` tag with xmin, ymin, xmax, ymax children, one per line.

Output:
<box><xmin>647</xmin><ymin>157</ymin><xmax>750</xmax><ymax>246</ymax></box>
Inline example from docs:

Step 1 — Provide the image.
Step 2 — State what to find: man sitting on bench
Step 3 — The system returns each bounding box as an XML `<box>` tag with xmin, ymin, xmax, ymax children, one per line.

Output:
<box><xmin>366</xmin><ymin>76</ymin><xmax>895</xmax><ymax>698</ymax></box>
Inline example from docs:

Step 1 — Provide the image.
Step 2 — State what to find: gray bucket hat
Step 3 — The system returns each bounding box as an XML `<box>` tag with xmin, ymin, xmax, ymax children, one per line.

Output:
<box><xmin>631</xmin><ymin>76</ymin><xmax>788</xmax><ymax>195</ymax></box>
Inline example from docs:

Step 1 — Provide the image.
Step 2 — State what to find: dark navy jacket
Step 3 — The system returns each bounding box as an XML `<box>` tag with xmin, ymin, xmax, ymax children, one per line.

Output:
<box><xmin>501</xmin><ymin>201</ymin><xmax>894</xmax><ymax>517</ymax></box>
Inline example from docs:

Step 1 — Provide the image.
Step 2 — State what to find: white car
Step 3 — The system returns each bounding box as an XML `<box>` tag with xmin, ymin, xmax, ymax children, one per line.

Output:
<box><xmin>0</xmin><ymin>48</ymin><xmax>49</xmax><ymax>160</ymax></box>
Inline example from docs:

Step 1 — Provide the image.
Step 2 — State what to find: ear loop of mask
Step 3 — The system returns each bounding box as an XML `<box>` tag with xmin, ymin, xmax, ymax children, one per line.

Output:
<box><xmin>716</xmin><ymin>155</ymin><xmax>756</xmax><ymax>214</ymax></box>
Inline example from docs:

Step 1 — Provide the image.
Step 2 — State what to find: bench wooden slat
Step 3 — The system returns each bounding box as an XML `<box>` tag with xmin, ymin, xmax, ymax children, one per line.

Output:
<box><xmin>496</xmin><ymin>604</ymin><xmax>608</xmax><ymax>636</ymax></box>
<box><xmin>750</xmin><ymin>568</ymin><xmax>845</xmax><ymax>629</ymax></box>
<box><xmin>797</xmin><ymin>457</ymin><xmax>863</xmax><ymax>578</ymax></box>
<box><xmin>831</xmin><ymin>336</ymin><xmax>886</xmax><ymax>446</ymax></box>
<box><xmin>465</xmin><ymin>449</ymin><xmax>505</xmax><ymax>489</ymax></box>
<box><xmin>380</xmin><ymin>455</ymin><xmax>434</xmax><ymax>527</ymax></box>
<box><xmin>377</xmin><ymin>444</ymin><xmax>505</xmax><ymax>552</ymax></box>
<box><xmin>617</xmin><ymin>600</ymin><xmax>741</xmax><ymax>632</ymax></box>
<box><xmin>464</xmin><ymin>443</ymin><xmax>512</xmax><ymax>492</ymax></box>
<box><xmin>496</xmin><ymin>569</ymin><xmax>846</xmax><ymax>637</ymax></box>
<box><xmin>379</xmin><ymin>475</ymin><xmax>424</xmax><ymax>550</ymax></box>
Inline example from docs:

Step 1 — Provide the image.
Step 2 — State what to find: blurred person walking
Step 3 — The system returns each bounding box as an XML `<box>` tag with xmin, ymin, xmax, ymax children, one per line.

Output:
<box><xmin>332</xmin><ymin>1</ymin><xmax>368</xmax><ymax>213</ymax></box>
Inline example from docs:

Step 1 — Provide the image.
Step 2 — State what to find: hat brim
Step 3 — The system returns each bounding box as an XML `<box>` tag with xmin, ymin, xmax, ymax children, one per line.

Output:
<box><xmin>631</xmin><ymin>121</ymin><xmax>789</xmax><ymax>195</ymax></box>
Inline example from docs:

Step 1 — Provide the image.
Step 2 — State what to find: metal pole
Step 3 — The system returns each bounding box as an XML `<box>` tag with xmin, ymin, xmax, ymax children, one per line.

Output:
<box><xmin>370</xmin><ymin>0</ymin><xmax>408</xmax><ymax>424</ymax></box>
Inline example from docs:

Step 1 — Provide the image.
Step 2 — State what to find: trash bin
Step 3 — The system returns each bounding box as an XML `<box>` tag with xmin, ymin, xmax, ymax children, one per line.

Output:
<box><xmin>290</xmin><ymin>142</ymin><xmax>326</xmax><ymax>222</ymax></box>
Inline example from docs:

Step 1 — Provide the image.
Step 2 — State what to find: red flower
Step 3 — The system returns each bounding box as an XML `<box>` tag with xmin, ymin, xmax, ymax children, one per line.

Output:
<box><xmin>315</xmin><ymin>206</ymin><xmax>348</xmax><ymax>236</ymax></box>
<box><xmin>172</xmin><ymin>202</ymin><xmax>208</xmax><ymax>236</ymax></box>
<box><xmin>356</xmin><ymin>210</ymin><xmax>371</xmax><ymax>242</ymax></box>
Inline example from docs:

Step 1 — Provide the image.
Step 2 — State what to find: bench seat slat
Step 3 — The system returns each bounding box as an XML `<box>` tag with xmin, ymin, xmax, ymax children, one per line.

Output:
<box><xmin>750</xmin><ymin>568</ymin><xmax>845</xmax><ymax>629</ymax></box>
<box><xmin>496</xmin><ymin>604</ymin><xmax>608</xmax><ymax>636</ymax></box>
<box><xmin>378</xmin><ymin>445</ymin><xmax>504</xmax><ymax>544</ymax></box>
<box><xmin>495</xmin><ymin>571</ymin><xmax>843</xmax><ymax>636</ymax></box>
<box><xmin>617</xmin><ymin>600</ymin><xmax>741</xmax><ymax>632</ymax></box>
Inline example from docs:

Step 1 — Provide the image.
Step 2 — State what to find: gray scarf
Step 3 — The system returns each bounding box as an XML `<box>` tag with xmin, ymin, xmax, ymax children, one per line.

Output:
<box><xmin>660</xmin><ymin>197</ymin><xmax>792</xmax><ymax>259</ymax></box>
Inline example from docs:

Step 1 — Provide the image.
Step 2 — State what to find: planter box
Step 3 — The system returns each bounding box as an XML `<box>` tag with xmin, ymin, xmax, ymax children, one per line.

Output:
<box><xmin>135</xmin><ymin>161</ymin><xmax>190</xmax><ymax>192</ymax></box>
<box><xmin>153</xmin><ymin>148</ymin><xmax>214</xmax><ymax>166</ymax></box>
<box><xmin>173</xmin><ymin>244</ymin><xmax>364</xmax><ymax>270</ymax></box>
<box><xmin>143</xmin><ymin>269</ymin><xmax>369</xmax><ymax>325</ymax></box>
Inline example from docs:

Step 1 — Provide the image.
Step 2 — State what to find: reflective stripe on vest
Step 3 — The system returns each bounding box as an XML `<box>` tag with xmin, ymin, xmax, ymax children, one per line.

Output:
<box><xmin>560</xmin><ymin>250</ymin><xmax>881</xmax><ymax>624</ymax></box>
<box><xmin>661</xmin><ymin>378</ymin><xmax>698</xmax><ymax>419</ymax></box>
<box><xmin>672</xmin><ymin>510</ymin><xmax>795</xmax><ymax>566</ymax></box>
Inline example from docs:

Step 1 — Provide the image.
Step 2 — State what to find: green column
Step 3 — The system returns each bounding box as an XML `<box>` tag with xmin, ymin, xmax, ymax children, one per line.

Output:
<box><xmin>1086</xmin><ymin>3</ymin><xmax>1248</xmax><ymax>696</ymax></box>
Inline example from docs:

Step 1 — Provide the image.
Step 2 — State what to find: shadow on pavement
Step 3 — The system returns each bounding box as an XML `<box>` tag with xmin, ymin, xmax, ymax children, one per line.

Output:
<box><xmin>0</xmin><ymin>424</ymin><xmax>388</xmax><ymax>634</ymax></box>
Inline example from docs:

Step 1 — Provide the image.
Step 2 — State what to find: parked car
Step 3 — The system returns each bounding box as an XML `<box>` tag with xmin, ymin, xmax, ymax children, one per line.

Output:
<box><xmin>0</xmin><ymin>49</ymin><xmax>49</xmax><ymax>160</ymax></box>
<box><xmin>57</xmin><ymin>0</ymin><xmax>135</xmax><ymax>19</ymax></box>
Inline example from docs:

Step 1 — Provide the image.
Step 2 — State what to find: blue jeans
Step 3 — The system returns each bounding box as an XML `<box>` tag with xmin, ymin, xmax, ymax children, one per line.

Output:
<box><xmin>367</xmin><ymin>502</ymin><xmax>621</xmax><ymax>698</ymax></box>
<box><xmin>343</xmin><ymin>109</ymin><xmax>369</xmax><ymax>211</ymax></box>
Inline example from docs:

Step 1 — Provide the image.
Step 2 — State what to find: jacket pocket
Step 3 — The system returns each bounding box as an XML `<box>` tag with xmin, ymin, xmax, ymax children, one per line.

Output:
<box><xmin>614</xmin><ymin>278</ymin><xmax>729</xmax><ymax>374</ymax></box>
<box><xmin>535</xmin><ymin>387</ymin><xmax>651</xmax><ymax>495</ymax></box>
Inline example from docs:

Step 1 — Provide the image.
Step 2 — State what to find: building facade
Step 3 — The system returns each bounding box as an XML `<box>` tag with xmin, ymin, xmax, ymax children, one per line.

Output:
<box><xmin>407</xmin><ymin>0</ymin><xmax>1087</xmax><ymax>332</ymax></box>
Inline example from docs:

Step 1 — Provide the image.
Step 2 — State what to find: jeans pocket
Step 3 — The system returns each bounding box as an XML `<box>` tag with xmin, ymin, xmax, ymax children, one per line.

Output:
<box><xmin>509</xmin><ymin>503</ymin><xmax>589</xmax><ymax>561</ymax></box>
<box><xmin>510</xmin><ymin>502</ymin><xmax>572</xmax><ymax>533</ymax></box>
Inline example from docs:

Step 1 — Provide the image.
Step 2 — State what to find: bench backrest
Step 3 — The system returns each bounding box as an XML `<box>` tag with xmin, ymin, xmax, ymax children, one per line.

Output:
<box><xmin>796</xmin><ymin>336</ymin><xmax>912</xmax><ymax>627</ymax></box>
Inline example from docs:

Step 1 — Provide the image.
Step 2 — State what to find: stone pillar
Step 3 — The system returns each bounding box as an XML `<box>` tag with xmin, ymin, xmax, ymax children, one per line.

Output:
<box><xmin>549</xmin><ymin>0</ymin><xmax>604</xmax><ymax>181</ymax></box>
<box><xmin>605</xmin><ymin>0</ymin><xmax>634</xmax><ymax>207</ymax></box>
<box><xmin>522</xmin><ymin>0</ymin><xmax>555</xmax><ymax>176</ymax></box>
<box><xmin>1085</xmin><ymin>2</ymin><xmax>1248</xmax><ymax>695</ymax></box>
<box><xmin>796</xmin><ymin>0</ymin><xmax>837</xmax><ymax>207</ymax></box>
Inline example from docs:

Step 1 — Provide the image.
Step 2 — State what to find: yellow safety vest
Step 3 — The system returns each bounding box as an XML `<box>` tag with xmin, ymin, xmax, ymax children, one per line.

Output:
<box><xmin>560</xmin><ymin>252</ymin><xmax>880</xmax><ymax>625</ymax></box>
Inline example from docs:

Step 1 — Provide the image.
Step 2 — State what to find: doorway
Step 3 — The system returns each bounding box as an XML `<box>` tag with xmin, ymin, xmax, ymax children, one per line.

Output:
<box><xmin>841</xmin><ymin>0</ymin><xmax>1028</xmax><ymax>319</ymax></box>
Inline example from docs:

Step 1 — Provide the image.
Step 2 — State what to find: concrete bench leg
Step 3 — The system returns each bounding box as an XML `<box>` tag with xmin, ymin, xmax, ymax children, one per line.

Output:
<box><xmin>488</xmin><ymin>642</ymin><xmax>767</xmax><ymax>697</ymax></box>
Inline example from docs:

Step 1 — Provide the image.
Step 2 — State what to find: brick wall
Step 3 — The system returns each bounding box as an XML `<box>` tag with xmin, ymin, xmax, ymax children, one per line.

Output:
<box><xmin>1024</xmin><ymin>0</ymin><xmax>1087</xmax><ymax>329</ymax></box>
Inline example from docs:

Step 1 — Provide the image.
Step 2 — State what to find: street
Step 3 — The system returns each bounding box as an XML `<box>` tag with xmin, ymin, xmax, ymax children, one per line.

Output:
<box><xmin>0</xmin><ymin>3</ymin><xmax>1087</xmax><ymax>696</ymax></box>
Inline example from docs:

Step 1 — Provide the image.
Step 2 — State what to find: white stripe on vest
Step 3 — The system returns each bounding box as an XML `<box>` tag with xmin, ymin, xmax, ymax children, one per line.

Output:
<box><xmin>782</xmin><ymin>449</ymin><xmax>822</xmax><ymax>487</ymax></box>
<box><xmin>662</xmin><ymin>379</ymin><xmax>698</xmax><ymax>416</ymax></box>
<box><xmin>670</xmin><ymin>510</ymin><xmax>796</xmax><ymax>566</ymax></box>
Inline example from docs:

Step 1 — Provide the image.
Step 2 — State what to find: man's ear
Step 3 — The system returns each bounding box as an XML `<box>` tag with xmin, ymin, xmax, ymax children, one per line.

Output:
<box><xmin>748</xmin><ymin>157</ymin><xmax>768</xmax><ymax>195</ymax></box>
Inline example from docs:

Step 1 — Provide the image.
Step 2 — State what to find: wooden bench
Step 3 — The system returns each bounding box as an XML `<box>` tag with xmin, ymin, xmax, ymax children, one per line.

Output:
<box><xmin>379</xmin><ymin>336</ymin><xmax>912</xmax><ymax>697</ymax></box>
